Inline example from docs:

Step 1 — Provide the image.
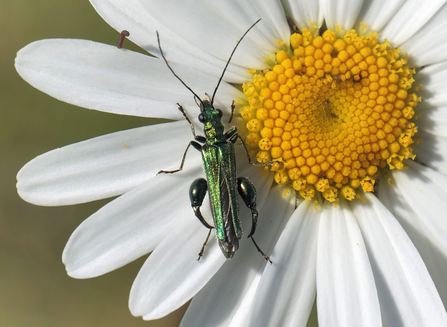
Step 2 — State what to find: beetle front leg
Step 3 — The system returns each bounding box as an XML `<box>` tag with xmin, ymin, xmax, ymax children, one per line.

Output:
<box><xmin>157</xmin><ymin>141</ymin><xmax>201</xmax><ymax>174</ymax></box>
<box><xmin>227</xmin><ymin>132</ymin><xmax>279</xmax><ymax>167</ymax></box>
<box><xmin>237</xmin><ymin>177</ymin><xmax>272</xmax><ymax>263</ymax></box>
<box><xmin>177</xmin><ymin>104</ymin><xmax>206</xmax><ymax>143</ymax></box>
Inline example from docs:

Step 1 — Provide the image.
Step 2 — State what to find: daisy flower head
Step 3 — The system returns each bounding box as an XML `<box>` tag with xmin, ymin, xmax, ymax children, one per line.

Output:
<box><xmin>15</xmin><ymin>0</ymin><xmax>447</xmax><ymax>326</ymax></box>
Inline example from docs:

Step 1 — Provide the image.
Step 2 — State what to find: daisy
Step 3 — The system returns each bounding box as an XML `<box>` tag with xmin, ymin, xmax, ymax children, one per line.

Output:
<box><xmin>15</xmin><ymin>0</ymin><xmax>447</xmax><ymax>326</ymax></box>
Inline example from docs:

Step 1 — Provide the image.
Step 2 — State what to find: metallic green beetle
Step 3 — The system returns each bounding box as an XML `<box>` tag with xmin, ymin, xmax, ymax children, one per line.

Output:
<box><xmin>157</xmin><ymin>20</ymin><xmax>272</xmax><ymax>262</ymax></box>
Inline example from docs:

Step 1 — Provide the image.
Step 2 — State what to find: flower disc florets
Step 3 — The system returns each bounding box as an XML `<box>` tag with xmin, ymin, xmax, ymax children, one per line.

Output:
<box><xmin>241</xmin><ymin>27</ymin><xmax>420</xmax><ymax>202</ymax></box>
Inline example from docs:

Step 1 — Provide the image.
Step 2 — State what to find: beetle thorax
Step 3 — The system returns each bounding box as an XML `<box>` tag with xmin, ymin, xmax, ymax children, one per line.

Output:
<box><xmin>200</xmin><ymin>101</ymin><xmax>226</xmax><ymax>144</ymax></box>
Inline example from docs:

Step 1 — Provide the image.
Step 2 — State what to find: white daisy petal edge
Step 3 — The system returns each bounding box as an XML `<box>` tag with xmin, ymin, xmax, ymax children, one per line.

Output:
<box><xmin>416</xmin><ymin>61</ymin><xmax>447</xmax><ymax>108</ymax></box>
<box><xmin>278</xmin><ymin>0</ymin><xmax>323</xmax><ymax>32</ymax></box>
<box><xmin>247</xmin><ymin>199</ymin><xmax>319</xmax><ymax>327</ymax></box>
<box><xmin>138</xmin><ymin>0</ymin><xmax>286</xmax><ymax>69</ymax></box>
<box><xmin>225</xmin><ymin>273</ymin><xmax>261</xmax><ymax>326</ymax></box>
<box><xmin>180</xmin><ymin>183</ymin><xmax>294</xmax><ymax>327</ymax></box>
<box><xmin>227</xmin><ymin>187</ymin><xmax>305</xmax><ymax>327</ymax></box>
<box><xmin>236</xmin><ymin>0</ymin><xmax>292</xmax><ymax>48</ymax></box>
<box><xmin>355</xmin><ymin>0</ymin><xmax>404</xmax><ymax>33</ymax></box>
<box><xmin>381</xmin><ymin>162</ymin><xmax>447</xmax><ymax>306</ymax></box>
<box><xmin>352</xmin><ymin>193</ymin><xmax>447</xmax><ymax>326</ymax></box>
<box><xmin>129</xmin><ymin>217</ymin><xmax>226</xmax><ymax>320</ymax></box>
<box><xmin>379</xmin><ymin>0</ymin><xmax>446</xmax><ymax>46</ymax></box>
<box><xmin>415</xmin><ymin>106</ymin><xmax>447</xmax><ymax>139</ymax></box>
<box><xmin>89</xmin><ymin>0</ymin><xmax>155</xmax><ymax>51</ymax></box>
<box><xmin>378</xmin><ymin>170</ymin><xmax>447</xmax><ymax>307</ymax></box>
<box><xmin>391</xmin><ymin>161</ymin><xmax>447</xmax><ymax>254</ymax></box>
<box><xmin>63</xmin><ymin>162</ymin><xmax>201</xmax><ymax>278</ymax></box>
<box><xmin>317</xmin><ymin>199</ymin><xmax>382</xmax><ymax>327</ymax></box>
<box><xmin>89</xmin><ymin>0</ymin><xmax>249</xmax><ymax>83</ymax></box>
<box><xmin>15</xmin><ymin>39</ymin><xmax>242</xmax><ymax>119</ymax></box>
<box><xmin>17</xmin><ymin>121</ymin><xmax>197</xmax><ymax>205</ymax></box>
<box><xmin>412</xmin><ymin>132</ymin><xmax>447</xmax><ymax>174</ymax></box>
<box><xmin>320</xmin><ymin>0</ymin><xmax>364</xmax><ymax>32</ymax></box>
<box><xmin>401</xmin><ymin>3</ymin><xmax>447</xmax><ymax>67</ymax></box>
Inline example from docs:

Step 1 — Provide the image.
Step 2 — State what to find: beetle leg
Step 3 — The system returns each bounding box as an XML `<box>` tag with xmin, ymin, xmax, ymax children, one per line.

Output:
<box><xmin>224</xmin><ymin>126</ymin><xmax>237</xmax><ymax>140</ymax></box>
<box><xmin>236</xmin><ymin>177</ymin><xmax>258</xmax><ymax>237</ymax></box>
<box><xmin>190</xmin><ymin>178</ymin><xmax>214</xmax><ymax>229</ymax></box>
<box><xmin>197</xmin><ymin>229</ymin><xmax>213</xmax><ymax>261</ymax></box>
<box><xmin>250</xmin><ymin>237</ymin><xmax>272</xmax><ymax>264</ymax></box>
<box><xmin>190</xmin><ymin>178</ymin><xmax>215</xmax><ymax>260</ymax></box>
<box><xmin>231</xmin><ymin>133</ymin><xmax>280</xmax><ymax>167</ymax></box>
<box><xmin>157</xmin><ymin>141</ymin><xmax>201</xmax><ymax>174</ymax></box>
<box><xmin>228</xmin><ymin>100</ymin><xmax>235</xmax><ymax>124</ymax></box>
<box><xmin>177</xmin><ymin>104</ymin><xmax>206</xmax><ymax>142</ymax></box>
<box><xmin>237</xmin><ymin>177</ymin><xmax>272</xmax><ymax>264</ymax></box>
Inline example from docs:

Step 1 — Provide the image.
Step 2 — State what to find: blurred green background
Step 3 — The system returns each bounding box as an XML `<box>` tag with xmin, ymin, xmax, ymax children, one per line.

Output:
<box><xmin>0</xmin><ymin>0</ymin><xmax>186</xmax><ymax>326</ymax></box>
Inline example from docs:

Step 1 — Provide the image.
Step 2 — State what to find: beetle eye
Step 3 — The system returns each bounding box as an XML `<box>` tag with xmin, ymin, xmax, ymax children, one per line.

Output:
<box><xmin>217</xmin><ymin>109</ymin><xmax>223</xmax><ymax>117</ymax></box>
<box><xmin>198</xmin><ymin>113</ymin><xmax>205</xmax><ymax>123</ymax></box>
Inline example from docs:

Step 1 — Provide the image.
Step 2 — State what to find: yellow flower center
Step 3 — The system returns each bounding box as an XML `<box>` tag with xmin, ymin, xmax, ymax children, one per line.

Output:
<box><xmin>241</xmin><ymin>27</ymin><xmax>420</xmax><ymax>202</ymax></box>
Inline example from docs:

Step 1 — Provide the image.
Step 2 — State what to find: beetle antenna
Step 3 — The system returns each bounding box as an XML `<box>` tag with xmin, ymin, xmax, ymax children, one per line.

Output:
<box><xmin>156</xmin><ymin>31</ymin><xmax>204</xmax><ymax>107</ymax></box>
<box><xmin>210</xmin><ymin>19</ymin><xmax>261</xmax><ymax>107</ymax></box>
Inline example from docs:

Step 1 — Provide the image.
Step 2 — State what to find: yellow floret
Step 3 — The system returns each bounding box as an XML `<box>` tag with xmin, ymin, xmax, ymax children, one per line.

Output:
<box><xmin>300</xmin><ymin>185</ymin><xmax>316</xmax><ymax>200</ymax></box>
<box><xmin>323</xmin><ymin>186</ymin><xmax>338</xmax><ymax>202</ymax></box>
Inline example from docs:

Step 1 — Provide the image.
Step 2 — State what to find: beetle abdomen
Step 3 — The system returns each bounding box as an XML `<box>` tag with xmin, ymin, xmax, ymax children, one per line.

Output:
<box><xmin>219</xmin><ymin>168</ymin><xmax>239</xmax><ymax>257</ymax></box>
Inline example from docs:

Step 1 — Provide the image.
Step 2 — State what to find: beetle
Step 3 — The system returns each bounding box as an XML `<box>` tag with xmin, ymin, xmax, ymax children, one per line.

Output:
<box><xmin>157</xmin><ymin>20</ymin><xmax>273</xmax><ymax>262</ymax></box>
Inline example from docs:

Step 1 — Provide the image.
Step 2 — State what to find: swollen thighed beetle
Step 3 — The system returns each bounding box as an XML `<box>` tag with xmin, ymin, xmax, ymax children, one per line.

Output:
<box><xmin>156</xmin><ymin>20</ymin><xmax>275</xmax><ymax>263</ymax></box>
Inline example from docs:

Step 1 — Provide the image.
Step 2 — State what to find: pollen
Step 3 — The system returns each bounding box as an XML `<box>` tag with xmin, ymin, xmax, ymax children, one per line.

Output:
<box><xmin>241</xmin><ymin>27</ymin><xmax>419</xmax><ymax>202</ymax></box>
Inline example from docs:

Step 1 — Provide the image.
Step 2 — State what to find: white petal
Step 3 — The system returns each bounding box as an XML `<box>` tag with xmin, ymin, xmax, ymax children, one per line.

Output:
<box><xmin>355</xmin><ymin>0</ymin><xmax>404</xmax><ymax>33</ymax></box>
<box><xmin>180</xmin><ymin>184</ymin><xmax>294</xmax><ymax>327</ymax></box>
<box><xmin>226</xmin><ymin>273</ymin><xmax>262</xmax><ymax>326</ymax></box>
<box><xmin>412</xmin><ymin>131</ymin><xmax>447</xmax><ymax>174</ymax></box>
<box><xmin>415</xmin><ymin>106</ymin><xmax>447</xmax><ymax>138</ymax></box>
<box><xmin>380</xmin><ymin>0</ymin><xmax>446</xmax><ymax>46</ymax></box>
<box><xmin>406</xmin><ymin>160</ymin><xmax>447</xmax><ymax>193</ymax></box>
<box><xmin>282</xmin><ymin>0</ymin><xmax>324</xmax><ymax>31</ymax></box>
<box><xmin>392</xmin><ymin>161</ymin><xmax>447</xmax><ymax>254</ymax></box>
<box><xmin>89</xmin><ymin>0</ymin><xmax>154</xmax><ymax>50</ymax></box>
<box><xmin>15</xmin><ymin>39</ymin><xmax>242</xmax><ymax>119</ymax></box>
<box><xmin>317</xmin><ymin>199</ymin><xmax>381</xmax><ymax>327</ymax></box>
<box><xmin>138</xmin><ymin>0</ymin><xmax>283</xmax><ymax>71</ymax></box>
<box><xmin>236</xmin><ymin>0</ymin><xmax>291</xmax><ymax>46</ymax></box>
<box><xmin>202</xmin><ymin>170</ymin><xmax>275</xmax><ymax>327</ymax></box>
<box><xmin>90</xmin><ymin>0</ymin><xmax>248</xmax><ymax>82</ymax></box>
<box><xmin>17</xmin><ymin>122</ymin><xmax>202</xmax><ymax>205</ymax></box>
<box><xmin>415</xmin><ymin>61</ymin><xmax>447</xmax><ymax>107</ymax></box>
<box><xmin>320</xmin><ymin>0</ymin><xmax>364</xmax><ymax>32</ymax></box>
<box><xmin>247</xmin><ymin>200</ymin><xmax>319</xmax><ymax>327</ymax></box>
<box><xmin>401</xmin><ymin>3</ymin><xmax>447</xmax><ymax>67</ymax></box>
<box><xmin>129</xmin><ymin>217</ymin><xmax>226</xmax><ymax>320</ymax></box>
<box><xmin>352</xmin><ymin>193</ymin><xmax>447</xmax><ymax>326</ymax></box>
<box><xmin>63</xmin><ymin>166</ymin><xmax>200</xmax><ymax>278</ymax></box>
<box><xmin>378</xmin><ymin>172</ymin><xmax>447</xmax><ymax>308</ymax></box>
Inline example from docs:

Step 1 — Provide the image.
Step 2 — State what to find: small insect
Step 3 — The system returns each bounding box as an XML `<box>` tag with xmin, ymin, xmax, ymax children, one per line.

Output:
<box><xmin>157</xmin><ymin>19</ymin><xmax>273</xmax><ymax>263</ymax></box>
<box><xmin>117</xmin><ymin>30</ymin><xmax>130</xmax><ymax>49</ymax></box>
